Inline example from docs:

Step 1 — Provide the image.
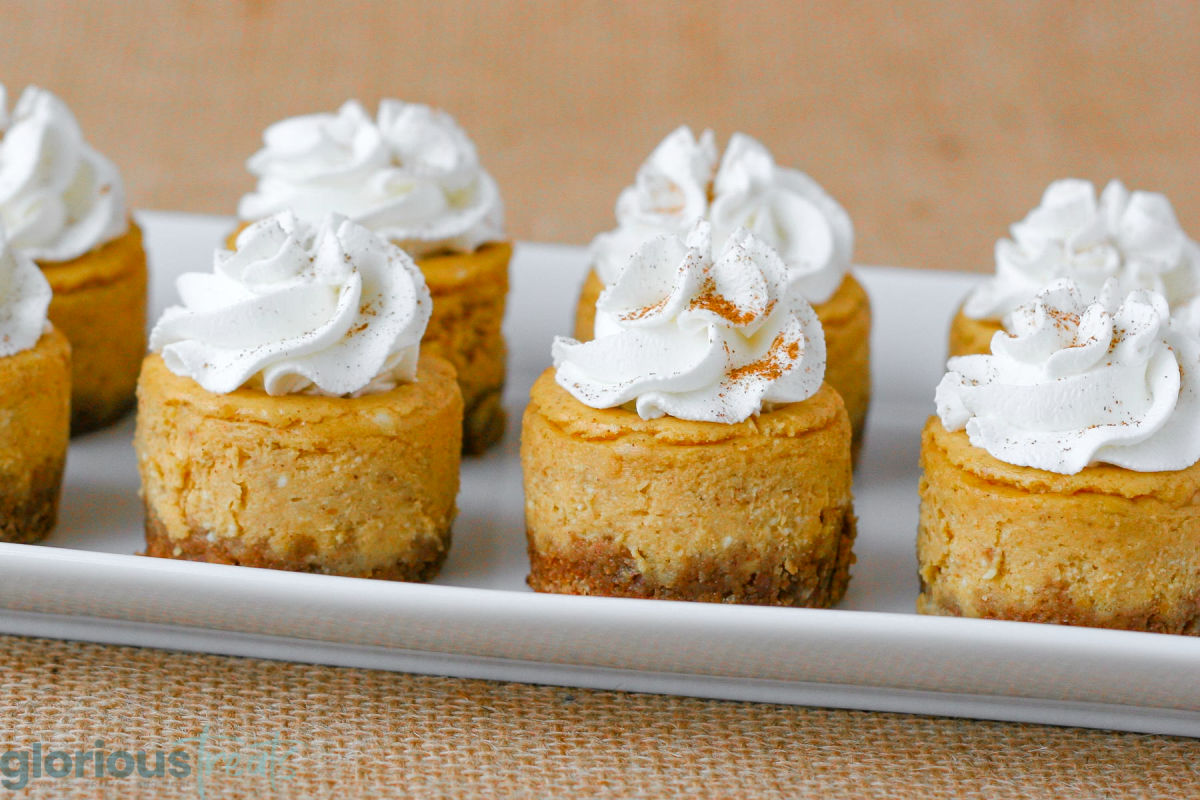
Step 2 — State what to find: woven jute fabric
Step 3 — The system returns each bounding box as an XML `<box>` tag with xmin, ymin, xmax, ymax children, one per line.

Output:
<box><xmin>0</xmin><ymin>635</ymin><xmax>1195</xmax><ymax>799</ymax></box>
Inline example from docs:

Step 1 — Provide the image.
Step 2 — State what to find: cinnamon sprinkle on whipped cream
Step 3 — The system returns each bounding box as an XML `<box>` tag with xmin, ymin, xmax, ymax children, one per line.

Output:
<box><xmin>553</xmin><ymin>221</ymin><xmax>826</xmax><ymax>424</ymax></box>
<box><xmin>938</xmin><ymin>278</ymin><xmax>1200</xmax><ymax>474</ymax></box>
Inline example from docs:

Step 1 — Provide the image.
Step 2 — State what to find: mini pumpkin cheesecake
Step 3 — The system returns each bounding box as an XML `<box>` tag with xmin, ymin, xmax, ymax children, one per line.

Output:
<box><xmin>40</xmin><ymin>224</ymin><xmax>147</xmax><ymax>433</ymax></box>
<box><xmin>0</xmin><ymin>230</ymin><xmax>70</xmax><ymax>543</ymax></box>
<box><xmin>0</xmin><ymin>84</ymin><xmax>147</xmax><ymax>434</ymax></box>
<box><xmin>575</xmin><ymin>127</ymin><xmax>871</xmax><ymax>454</ymax></box>
<box><xmin>138</xmin><ymin>212</ymin><xmax>462</xmax><ymax>580</ymax></box>
<box><xmin>920</xmin><ymin>280</ymin><xmax>1200</xmax><ymax>633</ymax></box>
<box><xmin>236</xmin><ymin>99</ymin><xmax>509</xmax><ymax>453</ymax></box>
<box><xmin>525</xmin><ymin>223</ymin><xmax>856</xmax><ymax>605</ymax></box>
<box><xmin>949</xmin><ymin>179</ymin><xmax>1200</xmax><ymax>357</ymax></box>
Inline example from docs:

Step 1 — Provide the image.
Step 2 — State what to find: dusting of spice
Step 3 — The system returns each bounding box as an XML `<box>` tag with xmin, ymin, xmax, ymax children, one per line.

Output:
<box><xmin>554</xmin><ymin>221</ymin><xmax>827</xmax><ymax>424</ymax></box>
<box><xmin>728</xmin><ymin>330</ymin><xmax>802</xmax><ymax>384</ymax></box>
<box><xmin>688</xmin><ymin>276</ymin><xmax>772</xmax><ymax>326</ymax></box>
<box><xmin>937</xmin><ymin>277</ymin><xmax>1200</xmax><ymax>474</ymax></box>
<box><xmin>620</xmin><ymin>295</ymin><xmax>669</xmax><ymax>323</ymax></box>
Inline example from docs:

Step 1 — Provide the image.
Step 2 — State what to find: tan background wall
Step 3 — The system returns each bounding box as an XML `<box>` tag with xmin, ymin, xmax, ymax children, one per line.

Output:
<box><xmin>2</xmin><ymin>0</ymin><xmax>1197</xmax><ymax>272</ymax></box>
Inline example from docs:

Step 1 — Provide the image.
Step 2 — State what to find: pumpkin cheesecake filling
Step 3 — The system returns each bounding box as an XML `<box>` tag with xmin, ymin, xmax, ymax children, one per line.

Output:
<box><xmin>0</xmin><ymin>328</ymin><xmax>70</xmax><ymax>544</ymax></box>
<box><xmin>137</xmin><ymin>353</ymin><xmax>460</xmax><ymax>578</ymax></box>
<box><xmin>524</xmin><ymin>374</ymin><xmax>854</xmax><ymax>604</ymax></box>
<box><xmin>413</xmin><ymin>241</ymin><xmax>510</xmax><ymax>454</ymax></box>
<box><xmin>946</xmin><ymin>306</ymin><xmax>1003</xmax><ymax>358</ymax></box>
<box><xmin>40</xmin><ymin>224</ymin><xmax>147</xmax><ymax>433</ymax></box>
<box><xmin>919</xmin><ymin>417</ymin><xmax>1200</xmax><ymax>633</ymax></box>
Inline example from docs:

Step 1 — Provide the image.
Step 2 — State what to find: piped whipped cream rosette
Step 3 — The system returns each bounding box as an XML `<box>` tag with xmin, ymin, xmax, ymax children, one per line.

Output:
<box><xmin>589</xmin><ymin>126</ymin><xmax>718</xmax><ymax>285</ymax></box>
<box><xmin>554</xmin><ymin>221</ymin><xmax>826</xmax><ymax>424</ymax></box>
<box><xmin>964</xmin><ymin>179</ymin><xmax>1200</xmax><ymax>323</ymax></box>
<box><xmin>0</xmin><ymin>84</ymin><xmax>128</xmax><ymax>263</ymax></box>
<box><xmin>937</xmin><ymin>278</ymin><xmax>1200</xmax><ymax>474</ymax></box>
<box><xmin>150</xmin><ymin>211</ymin><xmax>432</xmax><ymax>397</ymax></box>
<box><xmin>0</xmin><ymin>226</ymin><xmax>52</xmax><ymax>358</ymax></box>
<box><xmin>238</xmin><ymin>100</ymin><xmax>503</xmax><ymax>257</ymax></box>
<box><xmin>589</xmin><ymin>126</ymin><xmax>853</xmax><ymax>304</ymax></box>
<box><xmin>709</xmin><ymin>134</ymin><xmax>853</xmax><ymax>304</ymax></box>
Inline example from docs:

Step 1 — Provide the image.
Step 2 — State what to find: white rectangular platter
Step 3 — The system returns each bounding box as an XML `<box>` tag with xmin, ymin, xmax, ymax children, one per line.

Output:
<box><xmin>1</xmin><ymin>211</ymin><xmax>1197</xmax><ymax>737</ymax></box>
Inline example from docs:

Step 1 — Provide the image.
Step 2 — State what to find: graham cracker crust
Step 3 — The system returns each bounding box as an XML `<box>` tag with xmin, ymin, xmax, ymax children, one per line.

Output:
<box><xmin>919</xmin><ymin>581</ymin><xmax>1200</xmax><ymax>636</ymax></box>
<box><xmin>463</xmin><ymin>386</ymin><xmax>506</xmax><ymax>455</ymax></box>
<box><xmin>527</xmin><ymin>507</ymin><xmax>857</xmax><ymax>607</ymax></box>
<box><xmin>143</xmin><ymin>505</ymin><xmax>450</xmax><ymax>582</ymax></box>
<box><xmin>0</xmin><ymin>458</ymin><xmax>65</xmax><ymax>544</ymax></box>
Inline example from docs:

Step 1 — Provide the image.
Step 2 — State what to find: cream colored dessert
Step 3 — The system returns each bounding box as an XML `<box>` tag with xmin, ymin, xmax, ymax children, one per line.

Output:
<box><xmin>137</xmin><ymin>213</ymin><xmax>462</xmax><ymax>580</ymax></box>
<box><xmin>950</xmin><ymin>179</ymin><xmax>1200</xmax><ymax>357</ymax></box>
<box><xmin>920</xmin><ymin>280</ymin><xmax>1200</xmax><ymax>633</ymax></box>
<box><xmin>0</xmin><ymin>230</ymin><xmax>70</xmax><ymax>543</ymax></box>
<box><xmin>524</xmin><ymin>222</ymin><xmax>856</xmax><ymax>605</ymax></box>
<box><xmin>0</xmin><ymin>84</ymin><xmax>147</xmax><ymax>434</ymax></box>
<box><xmin>575</xmin><ymin>127</ymin><xmax>871</xmax><ymax>452</ymax></box>
<box><xmin>236</xmin><ymin>100</ymin><xmax>509</xmax><ymax>453</ymax></box>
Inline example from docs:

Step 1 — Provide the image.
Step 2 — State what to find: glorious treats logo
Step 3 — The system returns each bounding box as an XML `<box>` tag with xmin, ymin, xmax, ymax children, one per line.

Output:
<box><xmin>0</xmin><ymin>727</ymin><xmax>297</xmax><ymax>796</ymax></box>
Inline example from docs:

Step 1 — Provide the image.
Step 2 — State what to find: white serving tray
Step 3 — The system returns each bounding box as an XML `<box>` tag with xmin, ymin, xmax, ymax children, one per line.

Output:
<box><xmin>1</xmin><ymin>211</ymin><xmax>1197</xmax><ymax>737</ymax></box>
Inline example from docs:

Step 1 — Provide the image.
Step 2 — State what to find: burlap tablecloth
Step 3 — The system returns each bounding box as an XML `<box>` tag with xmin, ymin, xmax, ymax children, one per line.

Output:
<box><xmin>0</xmin><ymin>634</ymin><xmax>1195</xmax><ymax>798</ymax></box>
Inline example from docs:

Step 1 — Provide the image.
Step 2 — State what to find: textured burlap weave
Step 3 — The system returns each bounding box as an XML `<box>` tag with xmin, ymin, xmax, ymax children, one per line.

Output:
<box><xmin>0</xmin><ymin>634</ymin><xmax>1195</xmax><ymax>799</ymax></box>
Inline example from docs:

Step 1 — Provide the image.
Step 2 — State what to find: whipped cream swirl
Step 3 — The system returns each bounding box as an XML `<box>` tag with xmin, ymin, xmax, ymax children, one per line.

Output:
<box><xmin>589</xmin><ymin>126</ymin><xmax>717</xmax><ymax>285</ymax></box>
<box><xmin>238</xmin><ymin>100</ymin><xmax>503</xmax><ymax>257</ymax></box>
<box><xmin>709</xmin><ymin>134</ymin><xmax>853</xmax><ymax>304</ymax></box>
<box><xmin>937</xmin><ymin>279</ymin><xmax>1200</xmax><ymax>474</ymax></box>
<box><xmin>555</xmin><ymin>222</ymin><xmax>826</xmax><ymax>423</ymax></box>
<box><xmin>589</xmin><ymin>127</ymin><xmax>853</xmax><ymax>304</ymax></box>
<box><xmin>964</xmin><ymin>179</ymin><xmax>1200</xmax><ymax>321</ymax></box>
<box><xmin>0</xmin><ymin>84</ymin><xmax>128</xmax><ymax>263</ymax></box>
<box><xmin>150</xmin><ymin>212</ymin><xmax>432</xmax><ymax>396</ymax></box>
<box><xmin>0</xmin><ymin>226</ymin><xmax>52</xmax><ymax>358</ymax></box>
